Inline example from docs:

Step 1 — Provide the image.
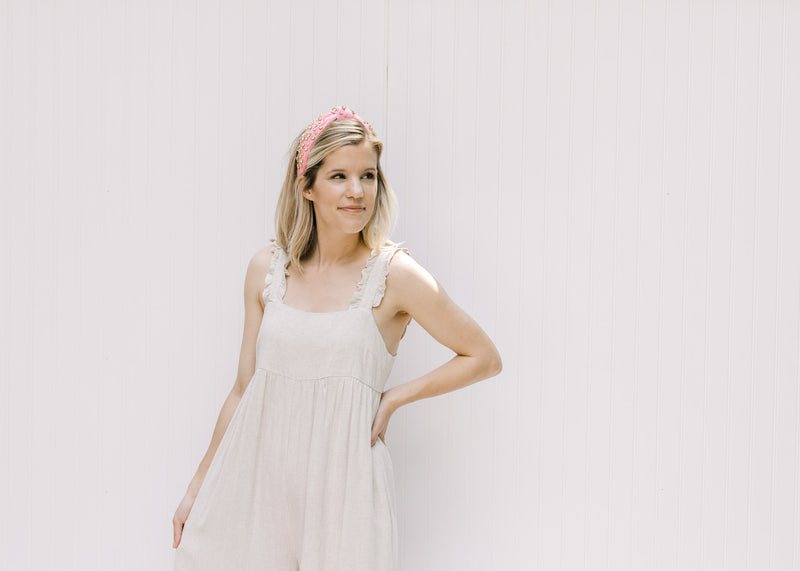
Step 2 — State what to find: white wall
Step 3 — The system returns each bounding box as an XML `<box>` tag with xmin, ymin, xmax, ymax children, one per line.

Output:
<box><xmin>2</xmin><ymin>0</ymin><xmax>799</xmax><ymax>569</ymax></box>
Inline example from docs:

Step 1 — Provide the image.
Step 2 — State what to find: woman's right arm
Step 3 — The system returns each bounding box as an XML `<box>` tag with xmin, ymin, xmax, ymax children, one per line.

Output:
<box><xmin>173</xmin><ymin>244</ymin><xmax>273</xmax><ymax>548</ymax></box>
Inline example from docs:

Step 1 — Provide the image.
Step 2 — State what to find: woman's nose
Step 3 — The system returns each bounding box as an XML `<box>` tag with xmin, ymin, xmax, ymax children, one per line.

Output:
<box><xmin>346</xmin><ymin>176</ymin><xmax>364</xmax><ymax>197</ymax></box>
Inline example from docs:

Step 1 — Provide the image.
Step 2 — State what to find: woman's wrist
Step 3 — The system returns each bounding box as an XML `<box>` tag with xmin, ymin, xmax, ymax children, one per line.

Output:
<box><xmin>385</xmin><ymin>387</ymin><xmax>404</xmax><ymax>412</ymax></box>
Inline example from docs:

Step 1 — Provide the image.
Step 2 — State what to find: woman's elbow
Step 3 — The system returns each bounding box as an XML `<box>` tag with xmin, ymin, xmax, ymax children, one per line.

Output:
<box><xmin>485</xmin><ymin>351</ymin><xmax>503</xmax><ymax>377</ymax></box>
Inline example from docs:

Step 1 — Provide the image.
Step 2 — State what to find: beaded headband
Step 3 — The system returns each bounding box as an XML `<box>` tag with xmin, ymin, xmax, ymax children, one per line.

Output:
<box><xmin>296</xmin><ymin>106</ymin><xmax>374</xmax><ymax>177</ymax></box>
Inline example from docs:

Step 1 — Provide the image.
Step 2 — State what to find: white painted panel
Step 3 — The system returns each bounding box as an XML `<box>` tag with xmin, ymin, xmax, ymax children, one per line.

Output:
<box><xmin>2</xmin><ymin>1</ymin><xmax>799</xmax><ymax>570</ymax></box>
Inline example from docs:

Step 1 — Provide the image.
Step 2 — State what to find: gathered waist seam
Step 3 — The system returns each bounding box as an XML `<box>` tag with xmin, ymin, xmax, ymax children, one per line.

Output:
<box><xmin>255</xmin><ymin>367</ymin><xmax>381</xmax><ymax>394</ymax></box>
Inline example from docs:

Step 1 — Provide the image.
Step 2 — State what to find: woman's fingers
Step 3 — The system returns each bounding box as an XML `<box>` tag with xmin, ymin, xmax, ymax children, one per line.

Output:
<box><xmin>173</xmin><ymin>491</ymin><xmax>197</xmax><ymax>548</ymax></box>
<box><xmin>173</xmin><ymin>517</ymin><xmax>183</xmax><ymax>548</ymax></box>
<box><xmin>371</xmin><ymin>390</ymin><xmax>397</xmax><ymax>446</ymax></box>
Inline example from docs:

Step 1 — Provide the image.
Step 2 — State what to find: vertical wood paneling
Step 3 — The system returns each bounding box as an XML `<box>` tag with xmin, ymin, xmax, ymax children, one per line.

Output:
<box><xmin>0</xmin><ymin>0</ymin><xmax>17</xmax><ymax>567</ymax></box>
<box><xmin>681</xmin><ymin>2</ymin><xmax>711</xmax><ymax>568</ymax></box>
<box><xmin>2</xmin><ymin>1</ymin><xmax>800</xmax><ymax>570</ymax></box>
<box><xmin>494</xmin><ymin>2</ymin><xmax>527</xmax><ymax>567</ymax></box>
<box><xmin>32</xmin><ymin>2</ymin><xmax>58</xmax><ymax>569</ymax></box>
<box><xmin>774</xmin><ymin>5</ymin><xmax>800</xmax><ymax>568</ymax></box>
<box><xmin>586</xmin><ymin>0</ymin><xmax>615</xmax><ymax>566</ymax></box>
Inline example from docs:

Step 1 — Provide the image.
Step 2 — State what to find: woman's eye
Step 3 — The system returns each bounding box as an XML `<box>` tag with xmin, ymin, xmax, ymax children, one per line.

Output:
<box><xmin>331</xmin><ymin>172</ymin><xmax>374</xmax><ymax>180</ymax></box>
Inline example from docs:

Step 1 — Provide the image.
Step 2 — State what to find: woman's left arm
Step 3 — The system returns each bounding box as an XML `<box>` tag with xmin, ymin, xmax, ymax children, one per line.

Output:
<box><xmin>383</xmin><ymin>250</ymin><xmax>503</xmax><ymax>414</ymax></box>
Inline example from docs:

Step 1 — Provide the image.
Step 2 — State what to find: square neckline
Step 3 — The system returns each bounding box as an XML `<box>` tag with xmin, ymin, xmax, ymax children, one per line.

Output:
<box><xmin>276</xmin><ymin>301</ymin><xmax>399</xmax><ymax>359</ymax></box>
<box><xmin>265</xmin><ymin>241</ymin><xmax>399</xmax><ymax>359</ymax></box>
<box><xmin>276</xmin><ymin>245</ymin><xmax>381</xmax><ymax>315</ymax></box>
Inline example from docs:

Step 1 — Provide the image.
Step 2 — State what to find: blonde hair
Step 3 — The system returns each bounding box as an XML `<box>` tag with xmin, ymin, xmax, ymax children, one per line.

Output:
<box><xmin>273</xmin><ymin>117</ymin><xmax>401</xmax><ymax>275</ymax></box>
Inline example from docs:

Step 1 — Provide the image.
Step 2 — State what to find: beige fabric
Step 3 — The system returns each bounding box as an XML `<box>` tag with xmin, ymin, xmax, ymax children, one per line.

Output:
<box><xmin>174</xmin><ymin>241</ymin><xmax>407</xmax><ymax>571</ymax></box>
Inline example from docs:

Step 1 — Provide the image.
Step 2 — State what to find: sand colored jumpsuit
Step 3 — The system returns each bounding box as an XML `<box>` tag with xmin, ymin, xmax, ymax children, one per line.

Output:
<box><xmin>174</xmin><ymin>240</ymin><xmax>406</xmax><ymax>570</ymax></box>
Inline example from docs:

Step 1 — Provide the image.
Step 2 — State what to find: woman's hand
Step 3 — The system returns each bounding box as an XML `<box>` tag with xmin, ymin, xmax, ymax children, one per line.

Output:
<box><xmin>172</xmin><ymin>490</ymin><xmax>198</xmax><ymax>548</ymax></box>
<box><xmin>371</xmin><ymin>389</ymin><xmax>398</xmax><ymax>446</ymax></box>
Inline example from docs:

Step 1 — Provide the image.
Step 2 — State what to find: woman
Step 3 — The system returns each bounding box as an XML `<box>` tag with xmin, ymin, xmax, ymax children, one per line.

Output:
<box><xmin>172</xmin><ymin>106</ymin><xmax>502</xmax><ymax>570</ymax></box>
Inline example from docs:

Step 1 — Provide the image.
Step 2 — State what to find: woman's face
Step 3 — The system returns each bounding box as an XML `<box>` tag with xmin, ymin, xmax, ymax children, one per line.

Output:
<box><xmin>303</xmin><ymin>141</ymin><xmax>379</xmax><ymax>238</ymax></box>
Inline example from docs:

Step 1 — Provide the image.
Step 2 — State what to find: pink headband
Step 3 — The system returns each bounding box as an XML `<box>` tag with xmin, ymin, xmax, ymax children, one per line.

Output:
<box><xmin>296</xmin><ymin>106</ymin><xmax>374</xmax><ymax>176</ymax></box>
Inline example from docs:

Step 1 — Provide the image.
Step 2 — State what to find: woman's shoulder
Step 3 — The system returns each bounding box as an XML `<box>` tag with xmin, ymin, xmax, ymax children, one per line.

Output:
<box><xmin>245</xmin><ymin>244</ymin><xmax>269</xmax><ymax>273</ymax></box>
<box><xmin>382</xmin><ymin>241</ymin><xmax>428</xmax><ymax>283</ymax></box>
<box><xmin>380</xmin><ymin>243</ymin><xmax>441</xmax><ymax>315</ymax></box>
<box><xmin>376</xmin><ymin>240</ymin><xmax>413</xmax><ymax>274</ymax></box>
<box><xmin>247</xmin><ymin>240</ymin><xmax>279</xmax><ymax>274</ymax></box>
<box><xmin>379</xmin><ymin>239</ymin><xmax>410</xmax><ymax>255</ymax></box>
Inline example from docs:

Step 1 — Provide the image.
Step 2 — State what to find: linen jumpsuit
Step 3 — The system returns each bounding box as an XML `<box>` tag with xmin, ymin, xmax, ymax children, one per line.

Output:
<box><xmin>174</xmin><ymin>239</ymin><xmax>407</xmax><ymax>570</ymax></box>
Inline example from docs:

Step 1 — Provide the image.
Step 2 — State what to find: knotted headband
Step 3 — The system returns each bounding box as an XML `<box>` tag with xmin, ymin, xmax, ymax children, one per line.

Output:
<box><xmin>296</xmin><ymin>106</ymin><xmax>374</xmax><ymax>177</ymax></box>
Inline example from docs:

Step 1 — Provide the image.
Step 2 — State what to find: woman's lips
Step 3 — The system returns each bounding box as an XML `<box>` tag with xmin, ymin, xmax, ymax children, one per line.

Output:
<box><xmin>339</xmin><ymin>207</ymin><xmax>364</xmax><ymax>213</ymax></box>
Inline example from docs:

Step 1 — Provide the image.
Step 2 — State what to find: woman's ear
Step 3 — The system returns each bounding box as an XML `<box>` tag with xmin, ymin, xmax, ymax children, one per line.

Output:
<box><xmin>297</xmin><ymin>177</ymin><xmax>312</xmax><ymax>201</ymax></box>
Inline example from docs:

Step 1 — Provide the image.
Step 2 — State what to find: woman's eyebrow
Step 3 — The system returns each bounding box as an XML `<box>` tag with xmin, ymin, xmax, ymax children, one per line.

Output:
<box><xmin>325</xmin><ymin>166</ymin><xmax>377</xmax><ymax>173</ymax></box>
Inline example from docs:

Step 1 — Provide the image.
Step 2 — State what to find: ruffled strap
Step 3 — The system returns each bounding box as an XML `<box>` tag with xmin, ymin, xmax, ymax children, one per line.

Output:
<box><xmin>351</xmin><ymin>244</ymin><xmax>409</xmax><ymax>310</ymax></box>
<box><xmin>262</xmin><ymin>239</ymin><xmax>288</xmax><ymax>306</ymax></box>
<box><xmin>348</xmin><ymin>247</ymin><xmax>382</xmax><ymax>310</ymax></box>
